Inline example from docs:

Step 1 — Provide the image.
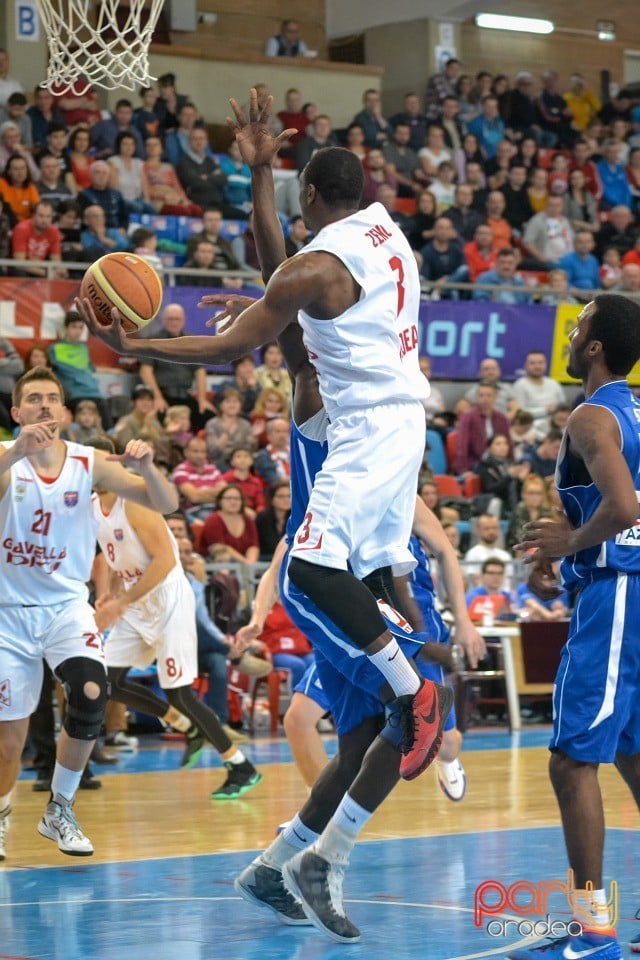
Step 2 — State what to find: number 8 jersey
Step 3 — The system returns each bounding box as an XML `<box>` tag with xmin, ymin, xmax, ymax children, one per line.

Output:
<box><xmin>0</xmin><ymin>441</ymin><xmax>97</xmax><ymax>606</ymax></box>
<box><xmin>295</xmin><ymin>201</ymin><xmax>429</xmax><ymax>420</ymax></box>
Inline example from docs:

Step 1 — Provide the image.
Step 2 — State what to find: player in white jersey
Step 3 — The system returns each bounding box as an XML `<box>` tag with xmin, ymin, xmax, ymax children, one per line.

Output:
<box><xmin>80</xmin><ymin>88</ymin><xmax>451</xmax><ymax>784</ymax></box>
<box><xmin>90</xmin><ymin>465</ymin><xmax>261</xmax><ymax>801</ymax></box>
<box><xmin>0</xmin><ymin>366</ymin><xmax>178</xmax><ymax>859</ymax></box>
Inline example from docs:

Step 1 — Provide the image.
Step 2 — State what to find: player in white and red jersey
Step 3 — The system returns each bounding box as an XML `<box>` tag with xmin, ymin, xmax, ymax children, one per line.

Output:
<box><xmin>81</xmin><ymin>88</ymin><xmax>452</xmax><ymax>788</ymax></box>
<box><xmin>90</xmin><ymin>475</ymin><xmax>261</xmax><ymax>801</ymax></box>
<box><xmin>0</xmin><ymin>366</ymin><xmax>178</xmax><ymax>860</ymax></box>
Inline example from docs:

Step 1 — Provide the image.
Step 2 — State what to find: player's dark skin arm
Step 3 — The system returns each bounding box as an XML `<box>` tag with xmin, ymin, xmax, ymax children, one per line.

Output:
<box><xmin>519</xmin><ymin>404</ymin><xmax>639</xmax><ymax>560</ymax></box>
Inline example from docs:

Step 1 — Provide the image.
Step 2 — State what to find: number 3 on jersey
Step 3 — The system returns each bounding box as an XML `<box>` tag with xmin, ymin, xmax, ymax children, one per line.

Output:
<box><xmin>389</xmin><ymin>256</ymin><xmax>405</xmax><ymax>316</ymax></box>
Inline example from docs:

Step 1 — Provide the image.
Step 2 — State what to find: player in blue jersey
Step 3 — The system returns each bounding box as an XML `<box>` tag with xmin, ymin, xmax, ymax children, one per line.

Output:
<box><xmin>247</xmin><ymin>498</ymin><xmax>470</xmax><ymax>802</ymax></box>
<box><xmin>512</xmin><ymin>294</ymin><xmax>640</xmax><ymax>960</ymax></box>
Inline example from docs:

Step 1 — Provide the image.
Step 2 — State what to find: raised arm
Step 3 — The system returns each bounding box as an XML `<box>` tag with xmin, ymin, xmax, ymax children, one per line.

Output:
<box><xmin>411</xmin><ymin>496</ymin><xmax>486</xmax><ymax>667</ymax></box>
<box><xmin>92</xmin><ymin>441</ymin><xmax>178</xmax><ymax>514</ymax></box>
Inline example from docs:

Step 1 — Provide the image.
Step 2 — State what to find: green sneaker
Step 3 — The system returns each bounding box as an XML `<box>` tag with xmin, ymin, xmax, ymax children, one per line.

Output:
<box><xmin>211</xmin><ymin>760</ymin><xmax>261</xmax><ymax>800</ymax></box>
<box><xmin>181</xmin><ymin>727</ymin><xmax>205</xmax><ymax>768</ymax></box>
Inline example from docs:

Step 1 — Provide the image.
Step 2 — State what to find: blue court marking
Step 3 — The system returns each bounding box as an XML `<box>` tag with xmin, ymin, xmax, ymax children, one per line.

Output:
<box><xmin>18</xmin><ymin>727</ymin><xmax>554</xmax><ymax>779</ymax></box>
<box><xmin>1</xmin><ymin>829</ymin><xmax>638</xmax><ymax>960</ymax></box>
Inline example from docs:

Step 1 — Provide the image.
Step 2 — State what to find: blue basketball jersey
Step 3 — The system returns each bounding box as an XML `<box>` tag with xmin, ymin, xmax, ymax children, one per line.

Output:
<box><xmin>408</xmin><ymin>535</ymin><xmax>436</xmax><ymax>613</ymax></box>
<box><xmin>285</xmin><ymin>411</ymin><xmax>329</xmax><ymax>544</ymax></box>
<box><xmin>556</xmin><ymin>381</ymin><xmax>640</xmax><ymax>588</ymax></box>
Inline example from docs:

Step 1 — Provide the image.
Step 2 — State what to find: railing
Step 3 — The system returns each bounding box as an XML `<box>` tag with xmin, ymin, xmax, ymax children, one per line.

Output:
<box><xmin>2</xmin><ymin>258</ymin><xmax>633</xmax><ymax>301</ymax></box>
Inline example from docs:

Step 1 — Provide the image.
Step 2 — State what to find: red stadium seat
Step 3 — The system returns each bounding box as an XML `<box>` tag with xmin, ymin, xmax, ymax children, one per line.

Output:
<box><xmin>433</xmin><ymin>474</ymin><xmax>463</xmax><ymax>498</ymax></box>
<box><xmin>445</xmin><ymin>429</ymin><xmax>459</xmax><ymax>472</ymax></box>
<box><xmin>463</xmin><ymin>474</ymin><xmax>481</xmax><ymax>498</ymax></box>
<box><xmin>395</xmin><ymin>197</ymin><xmax>417</xmax><ymax>216</ymax></box>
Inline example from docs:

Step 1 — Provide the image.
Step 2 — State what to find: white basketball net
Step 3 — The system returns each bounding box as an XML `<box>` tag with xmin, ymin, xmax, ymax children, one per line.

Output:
<box><xmin>35</xmin><ymin>0</ymin><xmax>166</xmax><ymax>92</ymax></box>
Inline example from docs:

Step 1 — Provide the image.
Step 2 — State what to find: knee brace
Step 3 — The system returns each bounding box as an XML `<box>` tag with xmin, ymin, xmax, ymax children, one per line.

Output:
<box><xmin>57</xmin><ymin>657</ymin><xmax>107</xmax><ymax>741</ymax></box>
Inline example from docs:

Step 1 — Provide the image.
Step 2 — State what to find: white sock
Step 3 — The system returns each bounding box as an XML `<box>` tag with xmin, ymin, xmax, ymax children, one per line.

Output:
<box><xmin>51</xmin><ymin>763</ymin><xmax>83</xmax><ymax>802</ymax></box>
<box><xmin>368</xmin><ymin>640</ymin><xmax>420</xmax><ymax>697</ymax></box>
<box><xmin>281</xmin><ymin>814</ymin><xmax>319</xmax><ymax>850</ymax></box>
<box><xmin>263</xmin><ymin>817</ymin><xmax>319</xmax><ymax>870</ymax></box>
<box><xmin>0</xmin><ymin>792</ymin><xmax>11</xmax><ymax>813</ymax></box>
<box><xmin>331</xmin><ymin>794</ymin><xmax>372</xmax><ymax>839</ymax></box>
<box><xmin>574</xmin><ymin>887</ymin><xmax>616</xmax><ymax>932</ymax></box>
<box><xmin>227</xmin><ymin>750</ymin><xmax>246</xmax><ymax>765</ymax></box>
<box><xmin>315</xmin><ymin>821</ymin><xmax>356</xmax><ymax>864</ymax></box>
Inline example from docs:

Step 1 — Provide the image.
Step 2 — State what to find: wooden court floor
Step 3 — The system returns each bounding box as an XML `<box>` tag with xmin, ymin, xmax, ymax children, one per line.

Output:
<box><xmin>2</xmin><ymin>728</ymin><xmax>639</xmax><ymax>960</ymax></box>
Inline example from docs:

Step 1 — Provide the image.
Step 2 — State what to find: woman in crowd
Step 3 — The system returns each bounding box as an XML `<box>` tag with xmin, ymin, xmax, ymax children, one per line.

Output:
<box><xmin>256</xmin><ymin>342</ymin><xmax>292</xmax><ymax>399</ymax></box>
<box><xmin>108</xmin><ymin>131</ymin><xmax>154</xmax><ymax>213</ymax></box>
<box><xmin>199</xmin><ymin>483</ymin><xmax>259</xmax><ymax>563</ymax></box>
<box><xmin>345</xmin><ymin>123</ymin><xmax>368</xmax><ymax>164</ymax></box>
<box><xmin>454</xmin><ymin>132</ymin><xmax>484</xmax><ymax>182</ymax></box>
<box><xmin>24</xmin><ymin>344</ymin><xmax>51</xmax><ymax>370</ymax></box>
<box><xmin>407</xmin><ymin>189</ymin><xmax>437</xmax><ymax>250</ymax></box>
<box><xmin>256</xmin><ymin>480</ymin><xmax>291</xmax><ymax>561</ymax></box>
<box><xmin>142</xmin><ymin>135</ymin><xmax>201</xmax><ymax>215</ymax></box>
<box><xmin>527</xmin><ymin>166</ymin><xmax>549</xmax><ymax>214</ymax></box>
<box><xmin>0</xmin><ymin>155</ymin><xmax>40</xmax><ymax>222</ymax></box>
<box><xmin>250</xmin><ymin>387</ymin><xmax>290</xmax><ymax>447</ymax></box>
<box><xmin>67</xmin><ymin>126</ymin><xmax>95</xmax><ymax>192</ymax></box>
<box><xmin>477</xmin><ymin>433</ymin><xmax>529</xmax><ymax>517</ymax></box>
<box><xmin>455</xmin><ymin>75</ymin><xmax>478</xmax><ymax>127</ymax></box>
<box><xmin>506</xmin><ymin>473</ymin><xmax>553</xmax><ymax>549</ymax></box>
<box><xmin>563</xmin><ymin>167</ymin><xmax>598</xmax><ymax>232</ymax></box>
<box><xmin>515</xmin><ymin>136</ymin><xmax>538</xmax><ymax>173</ymax></box>
<box><xmin>205</xmin><ymin>386</ymin><xmax>255</xmax><ymax>471</ymax></box>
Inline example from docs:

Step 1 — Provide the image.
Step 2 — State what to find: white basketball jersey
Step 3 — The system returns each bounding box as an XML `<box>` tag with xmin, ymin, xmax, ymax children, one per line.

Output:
<box><xmin>0</xmin><ymin>441</ymin><xmax>97</xmax><ymax>606</ymax></box>
<box><xmin>296</xmin><ymin>202</ymin><xmax>429</xmax><ymax>419</ymax></box>
<box><xmin>92</xmin><ymin>494</ymin><xmax>179</xmax><ymax>588</ymax></box>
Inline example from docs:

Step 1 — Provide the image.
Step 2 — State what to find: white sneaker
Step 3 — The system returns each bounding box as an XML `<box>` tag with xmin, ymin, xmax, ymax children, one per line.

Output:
<box><xmin>37</xmin><ymin>794</ymin><xmax>94</xmax><ymax>856</ymax></box>
<box><xmin>105</xmin><ymin>731</ymin><xmax>139</xmax><ymax>750</ymax></box>
<box><xmin>436</xmin><ymin>758</ymin><xmax>467</xmax><ymax>801</ymax></box>
<box><xmin>0</xmin><ymin>805</ymin><xmax>10</xmax><ymax>860</ymax></box>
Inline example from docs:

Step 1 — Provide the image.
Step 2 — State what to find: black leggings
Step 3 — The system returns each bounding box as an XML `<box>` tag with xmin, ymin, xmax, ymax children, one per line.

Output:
<box><xmin>107</xmin><ymin>668</ymin><xmax>232</xmax><ymax>755</ymax></box>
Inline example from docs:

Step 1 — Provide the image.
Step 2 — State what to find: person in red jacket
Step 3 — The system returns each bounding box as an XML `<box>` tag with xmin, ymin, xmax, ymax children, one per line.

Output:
<box><xmin>453</xmin><ymin>380</ymin><xmax>513</xmax><ymax>475</ymax></box>
<box><xmin>259</xmin><ymin>600</ymin><xmax>314</xmax><ymax>687</ymax></box>
<box><xmin>221</xmin><ymin>446</ymin><xmax>266</xmax><ymax>516</ymax></box>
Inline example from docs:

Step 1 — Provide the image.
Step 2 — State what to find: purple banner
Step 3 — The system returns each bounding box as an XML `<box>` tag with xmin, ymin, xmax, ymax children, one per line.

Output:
<box><xmin>154</xmin><ymin>286</ymin><xmax>557</xmax><ymax>380</ymax></box>
<box><xmin>418</xmin><ymin>301</ymin><xmax>557</xmax><ymax>381</ymax></box>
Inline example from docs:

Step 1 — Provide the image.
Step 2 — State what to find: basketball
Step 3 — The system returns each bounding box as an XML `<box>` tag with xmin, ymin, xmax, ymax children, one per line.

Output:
<box><xmin>80</xmin><ymin>252</ymin><xmax>164</xmax><ymax>332</ymax></box>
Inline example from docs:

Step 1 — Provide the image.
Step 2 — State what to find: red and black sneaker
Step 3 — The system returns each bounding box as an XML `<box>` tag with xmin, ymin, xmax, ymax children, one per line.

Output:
<box><xmin>397</xmin><ymin>680</ymin><xmax>454</xmax><ymax>781</ymax></box>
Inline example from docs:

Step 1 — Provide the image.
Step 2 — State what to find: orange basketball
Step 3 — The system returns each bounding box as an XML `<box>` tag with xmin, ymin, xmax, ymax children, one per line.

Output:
<box><xmin>80</xmin><ymin>252</ymin><xmax>163</xmax><ymax>332</ymax></box>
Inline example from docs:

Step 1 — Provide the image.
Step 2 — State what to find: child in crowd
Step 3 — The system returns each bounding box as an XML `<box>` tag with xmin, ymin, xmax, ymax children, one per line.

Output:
<box><xmin>164</xmin><ymin>404</ymin><xmax>193</xmax><ymax>449</ymax></box>
<box><xmin>599</xmin><ymin>246</ymin><xmax>623</xmax><ymax>289</ymax></box>
<box><xmin>548</xmin><ymin>153</ymin><xmax>570</xmax><ymax>195</ymax></box>
<box><xmin>131</xmin><ymin>226</ymin><xmax>164</xmax><ymax>272</ymax></box>
<box><xmin>68</xmin><ymin>399</ymin><xmax>106</xmax><ymax>444</ymax></box>
<box><xmin>222</xmin><ymin>446</ymin><xmax>266</xmax><ymax>517</ymax></box>
<box><xmin>539</xmin><ymin>268</ymin><xmax>580</xmax><ymax>305</ymax></box>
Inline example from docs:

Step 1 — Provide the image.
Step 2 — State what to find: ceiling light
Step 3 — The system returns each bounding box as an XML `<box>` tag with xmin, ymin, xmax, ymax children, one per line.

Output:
<box><xmin>475</xmin><ymin>13</ymin><xmax>554</xmax><ymax>34</ymax></box>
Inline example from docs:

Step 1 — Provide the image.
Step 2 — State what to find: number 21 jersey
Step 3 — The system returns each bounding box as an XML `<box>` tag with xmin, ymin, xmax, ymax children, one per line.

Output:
<box><xmin>0</xmin><ymin>441</ymin><xmax>97</xmax><ymax>605</ymax></box>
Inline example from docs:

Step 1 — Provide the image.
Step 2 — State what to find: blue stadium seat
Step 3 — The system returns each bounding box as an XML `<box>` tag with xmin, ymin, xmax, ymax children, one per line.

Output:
<box><xmin>425</xmin><ymin>429</ymin><xmax>447</xmax><ymax>475</ymax></box>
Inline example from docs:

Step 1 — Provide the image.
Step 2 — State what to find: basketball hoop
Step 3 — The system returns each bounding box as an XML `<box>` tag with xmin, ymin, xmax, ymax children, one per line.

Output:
<box><xmin>35</xmin><ymin>0</ymin><xmax>166</xmax><ymax>93</ymax></box>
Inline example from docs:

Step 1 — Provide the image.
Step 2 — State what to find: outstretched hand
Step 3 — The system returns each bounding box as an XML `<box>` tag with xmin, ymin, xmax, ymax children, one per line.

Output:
<box><xmin>228</xmin><ymin>88</ymin><xmax>298</xmax><ymax>167</ymax></box>
<box><xmin>198</xmin><ymin>293</ymin><xmax>258</xmax><ymax>330</ymax></box>
<box><xmin>13</xmin><ymin>420</ymin><xmax>59</xmax><ymax>457</ymax></box>
<box><xmin>106</xmin><ymin>438</ymin><xmax>154</xmax><ymax>470</ymax></box>
<box><xmin>75</xmin><ymin>297</ymin><xmax>139</xmax><ymax>354</ymax></box>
